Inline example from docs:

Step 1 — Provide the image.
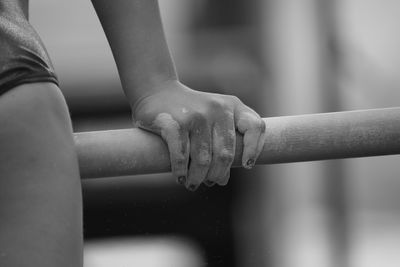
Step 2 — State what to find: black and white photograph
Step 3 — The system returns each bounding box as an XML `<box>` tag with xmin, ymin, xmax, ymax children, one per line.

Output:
<box><xmin>0</xmin><ymin>0</ymin><xmax>399</xmax><ymax>266</ymax></box>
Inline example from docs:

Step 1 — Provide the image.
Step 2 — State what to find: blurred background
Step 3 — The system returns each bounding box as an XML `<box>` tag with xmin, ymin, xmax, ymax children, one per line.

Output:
<box><xmin>30</xmin><ymin>0</ymin><xmax>400</xmax><ymax>266</ymax></box>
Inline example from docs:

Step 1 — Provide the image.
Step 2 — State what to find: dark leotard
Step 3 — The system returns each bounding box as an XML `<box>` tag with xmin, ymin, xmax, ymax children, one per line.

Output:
<box><xmin>0</xmin><ymin>8</ymin><xmax>58</xmax><ymax>95</ymax></box>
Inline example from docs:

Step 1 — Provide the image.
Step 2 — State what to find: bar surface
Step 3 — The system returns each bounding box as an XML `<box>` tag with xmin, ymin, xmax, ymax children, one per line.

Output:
<box><xmin>75</xmin><ymin>107</ymin><xmax>400</xmax><ymax>179</ymax></box>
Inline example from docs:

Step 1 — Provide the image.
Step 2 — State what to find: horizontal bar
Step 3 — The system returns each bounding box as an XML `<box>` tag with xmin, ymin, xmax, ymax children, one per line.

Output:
<box><xmin>75</xmin><ymin>107</ymin><xmax>400</xmax><ymax>179</ymax></box>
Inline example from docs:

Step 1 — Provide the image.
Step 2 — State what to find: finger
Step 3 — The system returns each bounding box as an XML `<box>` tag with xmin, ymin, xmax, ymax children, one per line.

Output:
<box><xmin>255</xmin><ymin>125</ymin><xmax>266</xmax><ymax>163</ymax></box>
<box><xmin>205</xmin><ymin>112</ymin><xmax>235</xmax><ymax>186</ymax></box>
<box><xmin>218</xmin><ymin>169</ymin><xmax>230</xmax><ymax>186</ymax></box>
<box><xmin>164</xmin><ymin>130</ymin><xmax>190</xmax><ymax>185</ymax></box>
<box><xmin>235</xmin><ymin>110</ymin><xmax>266</xmax><ymax>169</ymax></box>
<box><xmin>187</xmin><ymin>116</ymin><xmax>212</xmax><ymax>191</ymax></box>
<box><xmin>204</xmin><ymin>180</ymin><xmax>216</xmax><ymax>187</ymax></box>
<box><xmin>152</xmin><ymin>113</ymin><xmax>190</xmax><ymax>184</ymax></box>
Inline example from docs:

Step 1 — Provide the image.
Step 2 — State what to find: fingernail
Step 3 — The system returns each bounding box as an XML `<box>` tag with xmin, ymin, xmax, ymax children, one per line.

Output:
<box><xmin>188</xmin><ymin>184</ymin><xmax>198</xmax><ymax>191</ymax></box>
<box><xmin>204</xmin><ymin>180</ymin><xmax>215</xmax><ymax>187</ymax></box>
<box><xmin>245</xmin><ymin>159</ymin><xmax>255</xmax><ymax>169</ymax></box>
<box><xmin>177</xmin><ymin>176</ymin><xmax>186</xmax><ymax>185</ymax></box>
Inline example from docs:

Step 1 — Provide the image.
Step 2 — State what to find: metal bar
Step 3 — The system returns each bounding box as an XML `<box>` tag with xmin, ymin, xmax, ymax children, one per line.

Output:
<box><xmin>75</xmin><ymin>107</ymin><xmax>400</xmax><ymax>179</ymax></box>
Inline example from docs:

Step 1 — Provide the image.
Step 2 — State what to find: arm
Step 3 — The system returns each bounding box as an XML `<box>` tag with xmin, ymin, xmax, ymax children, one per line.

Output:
<box><xmin>91</xmin><ymin>0</ymin><xmax>266</xmax><ymax>191</ymax></box>
<box><xmin>90</xmin><ymin>0</ymin><xmax>176</xmax><ymax>104</ymax></box>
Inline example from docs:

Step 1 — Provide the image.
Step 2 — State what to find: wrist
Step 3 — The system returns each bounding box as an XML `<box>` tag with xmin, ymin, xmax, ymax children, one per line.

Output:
<box><xmin>126</xmin><ymin>77</ymin><xmax>181</xmax><ymax>109</ymax></box>
<box><xmin>121</xmin><ymin>59</ymin><xmax>179</xmax><ymax>103</ymax></box>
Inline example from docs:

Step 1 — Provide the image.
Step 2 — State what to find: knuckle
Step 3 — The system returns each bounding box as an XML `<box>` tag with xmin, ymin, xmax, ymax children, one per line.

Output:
<box><xmin>177</xmin><ymin>117</ymin><xmax>191</xmax><ymax>130</ymax></box>
<box><xmin>251</xmin><ymin>117</ymin><xmax>265</xmax><ymax>132</ymax></box>
<box><xmin>188</xmin><ymin>111</ymin><xmax>207</xmax><ymax>127</ymax></box>
<box><xmin>189</xmin><ymin>110</ymin><xmax>204</xmax><ymax>120</ymax></box>
<box><xmin>258</xmin><ymin>119</ymin><xmax>266</xmax><ymax>132</ymax></box>
<box><xmin>229</xmin><ymin>95</ymin><xmax>240</xmax><ymax>103</ymax></box>
<box><xmin>208</xmin><ymin>97</ymin><xmax>227</xmax><ymax>111</ymax></box>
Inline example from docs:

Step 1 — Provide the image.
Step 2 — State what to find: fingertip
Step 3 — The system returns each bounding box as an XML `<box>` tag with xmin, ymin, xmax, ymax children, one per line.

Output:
<box><xmin>176</xmin><ymin>176</ymin><xmax>186</xmax><ymax>185</ymax></box>
<box><xmin>217</xmin><ymin>171</ymin><xmax>230</xmax><ymax>186</ymax></box>
<box><xmin>240</xmin><ymin>118</ymin><xmax>265</xmax><ymax>170</ymax></box>
<box><xmin>187</xmin><ymin>183</ymin><xmax>199</xmax><ymax>192</ymax></box>
<box><xmin>241</xmin><ymin>144</ymin><xmax>257</xmax><ymax>169</ymax></box>
<box><xmin>204</xmin><ymin>180</ymin><xmax>216</xmax><ymax>187</ymax></box>
<box><xmin>243</xmin><ymin>158</ymin><xmax>255</xmax><ymax>169</ymax></box>
<box><xmin>172</xmin><ymin>163</ymin><xmax>188</xmax><ymax>185</ymax></box>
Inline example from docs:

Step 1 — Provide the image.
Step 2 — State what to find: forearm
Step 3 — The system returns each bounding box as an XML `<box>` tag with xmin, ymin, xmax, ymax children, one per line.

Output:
<box><xmin>91</xmin><ymin>0</ymin><xmax>178</xmax><ymax>106</ymax></box>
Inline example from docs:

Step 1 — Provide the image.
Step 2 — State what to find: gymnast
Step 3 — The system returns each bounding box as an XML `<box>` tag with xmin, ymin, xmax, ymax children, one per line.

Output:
<box><xmin>0</xmin><ymin>0</ymin><xmax>266</xmax><ymax>266</ymax></box>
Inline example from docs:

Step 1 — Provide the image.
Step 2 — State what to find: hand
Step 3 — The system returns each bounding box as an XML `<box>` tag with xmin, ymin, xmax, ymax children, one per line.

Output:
<box><xmin>132</xmin><ymin>80</ymin><xmax>266</xmax><ymax>191</ymax></box>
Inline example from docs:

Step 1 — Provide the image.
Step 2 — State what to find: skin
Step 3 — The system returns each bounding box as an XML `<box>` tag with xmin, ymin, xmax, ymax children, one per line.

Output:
<box><xmin>133</xmin><ymin>81</ymin><xmax>266</xmax><ymax>190</ymax></box>
<box><xmin>91</xmin><ymin>0</ymin><xmax>267</xmax><ymax>190</ymax></box>
<box><xmin>0</xmin><ymin>2</ymin><xmax>83</xmax><ymax>266</ymax></box>
<box><xmin>0</xmin><ymin>83</ymin><xmax>83</xmax><ymax>267</ymax></box>
<box><xmin>0</xmin><ymin>0</ymin><xmax>265</xmax><ymax>265</ymax></box>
